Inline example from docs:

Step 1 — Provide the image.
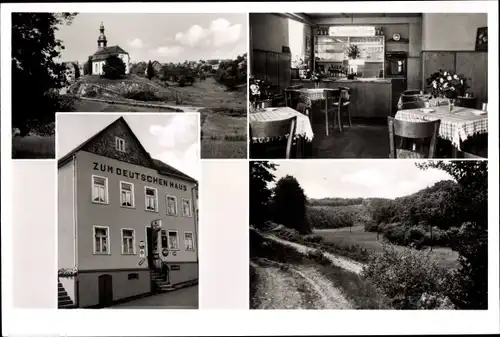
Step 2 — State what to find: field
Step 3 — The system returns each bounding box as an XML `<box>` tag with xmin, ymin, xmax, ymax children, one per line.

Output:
<box><xmin>314</xmin><ymin>226</ymin><xmax>460</xmax><ymax>270</ymax></box>
<box><xmin>200</xmin><ymin>109</ymin><xmax>247</xmax><ymax>158</ymax></box>
<box><xmin>12</xmin><ymin>135</ymin><xmax>55</xmax><ymax>159</ymax></box>
<box><xmin>72</xmin><ymin>99</ymin><xmax>183</xmax><ymax>112</ymax></box>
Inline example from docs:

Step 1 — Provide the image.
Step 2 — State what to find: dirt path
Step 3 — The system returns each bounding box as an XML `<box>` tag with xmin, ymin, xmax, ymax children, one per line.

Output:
<box><xmin>262</xmin><ymin>233</ymin><xmax>365</xmax><ymax>275</ymax></box>
<box><xmin>251</xmin><ymin>259</ymin><xmax>353</xmax><ymax>309</ymax></box>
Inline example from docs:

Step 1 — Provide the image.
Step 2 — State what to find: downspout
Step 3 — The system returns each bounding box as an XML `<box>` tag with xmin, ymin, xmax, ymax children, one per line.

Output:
<box><xmin>191</xmin><ymin>184</ymin><xmax>199</xmax><ymax>265</ymax></box>
<box><xmin>72</xmin><ymin>154</ymin><xmax>79</xmax><ymax>307</ymax></box>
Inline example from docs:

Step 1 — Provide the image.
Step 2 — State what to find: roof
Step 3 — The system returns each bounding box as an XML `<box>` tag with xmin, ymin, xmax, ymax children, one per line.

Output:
<box><xmin>92</xmin><ymin>45</ymin><xmax>129</xmax><ymax>61</ymax></box>
<box><xmin>57</xmin><ymin>117</ymin><xmax>197</xmax><ymax>184</ymax></box>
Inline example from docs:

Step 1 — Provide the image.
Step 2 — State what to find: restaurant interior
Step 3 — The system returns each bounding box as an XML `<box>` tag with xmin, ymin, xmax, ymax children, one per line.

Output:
<box><xmin>249</xmin><ymin>13</ymin><xmax>488</xmax><ymax>159</ymax></box>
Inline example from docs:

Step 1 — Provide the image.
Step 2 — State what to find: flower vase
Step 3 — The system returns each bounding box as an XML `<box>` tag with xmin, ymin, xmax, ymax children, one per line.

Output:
<box><xmin>314</xmin><ymin>82</ymin><xmax>319</xmax><ymax>89</ymax></box>
<box><xmin>249</xmin><ymin>101</ymin><xmax>256</xmax><ymax>113</ymax></box>
<box><xmin>448</xmin><ymin>99</ymin><xmax>455</xmax><ymax>113</ymax></box>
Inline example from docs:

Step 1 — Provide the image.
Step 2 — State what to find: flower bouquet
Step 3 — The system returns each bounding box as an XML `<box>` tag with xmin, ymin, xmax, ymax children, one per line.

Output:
<box><xmin>310</xmin><ymin>70</ymin><xmax>324</xmax><ymax>88</ymax></box>
<box><xmin>249</xmin><ymin>76</ymin><xmax>271</xmax><ymax>112</ymax></box>
<box><xmin>345</xmin><ymin>44</ymin><xmax>361</xmax><ymax>60</ymax></box>
<box><xmin>426</xmin><ymin>69</ymin><xmax>469</xmax><ymax>112</ymax></box>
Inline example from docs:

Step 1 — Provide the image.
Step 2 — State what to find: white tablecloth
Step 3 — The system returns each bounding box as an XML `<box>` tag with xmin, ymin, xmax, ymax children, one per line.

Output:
<box><xmin>249</xmin><ymin>107</ymin><xmax>315</xmax><ymax>141</ymax></box>
<box><xmin>395</xmin><ymin>105</ymin><xmax>488</xmax><ymax>150</ymax></box>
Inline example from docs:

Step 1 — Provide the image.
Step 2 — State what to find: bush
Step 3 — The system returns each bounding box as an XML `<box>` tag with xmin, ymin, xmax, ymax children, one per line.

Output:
<box><xmin>102</xmin><ymin>55</ymin><xmax>126</xmax><ymax>79</ymax></box>
<box><xmin>306</xmin><ymin>249</ymin><xmax>331</xmax><ymax>265</ymax></box>
<box><xmin>124</xmin><ymin>90</ymin><xmax>162</xmax><ymax>102</ymax></box>
<box><xmin>363</xmin><ymin>244</ymin><xmax>453</xmax><ymax>309</ymax></box>
<box><xmin>178</xmin><ymin>78</ymin><xmax>186</xmax><ymax>87</ymax></box>
<box><xmin>364</xmin><ymin>220</ymin><xmax>380</xmax><ymax>232</ymax></box>
<box><xmin>303</xmin><ymin>234</ymin><xmax>323</xmax><ymax>244</ymax></box>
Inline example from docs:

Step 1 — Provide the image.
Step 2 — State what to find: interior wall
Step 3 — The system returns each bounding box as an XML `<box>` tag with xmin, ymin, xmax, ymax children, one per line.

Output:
<box><xmin>250</xmin><ymin>13</ymin><xmax>289</xmax><ymax>53</ymax></box>
<box><xmin>422</xmin><ymin>13</ymin><xmax>487</xmax><ymax>51</ymax></box>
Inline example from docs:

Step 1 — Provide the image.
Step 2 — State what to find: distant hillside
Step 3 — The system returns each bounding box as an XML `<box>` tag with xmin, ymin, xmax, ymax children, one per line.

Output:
<box><xmin>307</xmin><ymin>203</ymin><xmax>371</xmax><ymax>229</ymax></box>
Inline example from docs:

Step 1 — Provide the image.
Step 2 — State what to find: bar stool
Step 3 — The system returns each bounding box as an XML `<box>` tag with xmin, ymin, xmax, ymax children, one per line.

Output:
<box><xmin>330</xmin><ymin>87</ymin><xmax>352</xmax><ymax>132</ymax></box>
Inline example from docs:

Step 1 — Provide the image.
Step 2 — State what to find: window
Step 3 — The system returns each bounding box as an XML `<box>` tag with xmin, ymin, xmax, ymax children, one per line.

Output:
<box><xmin>120</xmin><ymin>181</ymin><xmax>134</xmax><ymax>208</ymax></box>
<box><xmin>93</xmin><ymin>226</ymin><xmax>110</xmax><ymax>254</ymax></box>
<box><xmin>92</xmin><ymin>175</ymin><xmax>108</xmax><ymax>204</ymax></box>
<box><xmin>128</xmin><ymin>273</ymin><xmax>139</xmax><ymax>280</ymax></box>
<box><xmin>288</xmin><ymin>18</ymin><xmax>305</xmax><ymax>68</ymax></box>
<box><xmin>184</xmin><ymin>231</ymin><xmax>194</xmax><ymax>250</ymax></box>
<box><xmin>166</xmin><ymin>195</ymin><xmax>177</xmax><ymax>216</ymax></box>
<box><xmin>182</xmin><ymin>199</ymin><xmax>192</xmax><ymax>217</ymax></box>
<box><xmin>145</xmin><ymin>187</ymin><xmax>158</xmax><ymax>212</ymax></box>
<box><xmin>161</xmin><ymin>230</ymin><xmax>168</xmax><ymax>248</ymax></box>
<box><xmin>115</xmin><ymin>137</ymin><xmax>126</xmax><ymax>152</ymax></box>
<box><xmin>167</xmin><ymin>230</ymin><xmax>179</xmax><ymax>250</ymax></box>
<box><xmin>121</xmin><ymin>229</ymin><xmax>135</xmax><ymax>255</ymax></box>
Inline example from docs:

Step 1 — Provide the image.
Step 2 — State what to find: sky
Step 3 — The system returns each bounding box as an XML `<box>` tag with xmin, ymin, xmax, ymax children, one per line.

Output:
<box><xmin>57</xmin><ymin>113</ymin><xmax>200</xmax><ymax>180</ymax></box>
<box><xmin>266</xmin><ymin>160</ymin><xmax>454</xmax><ymax>200</ymax></box>
<box><xmin>55</xmin><ymin>13</ymin><xmax>247</xmax><ymax>63</ymax></box>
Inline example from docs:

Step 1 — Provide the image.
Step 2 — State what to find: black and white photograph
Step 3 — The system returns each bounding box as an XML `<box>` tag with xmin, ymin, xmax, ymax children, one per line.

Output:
<box><xmin>250</xmin><ymin>160</ymin><xmax>488</xmax><ymax>310</ymax></box>
<box><xmin>11</xmin><ymin>12</ymin><xmax>248</xmax><ymax>160</ymax></box>
<box><xmin>249</xmin><ymin>13</ymin><xmax>488</xmax><ymax>159</ymax></box>
<box><xmin>57</xmin><ymin>113</ymin><xmax>199</xmax><ymax>309</ymax></box>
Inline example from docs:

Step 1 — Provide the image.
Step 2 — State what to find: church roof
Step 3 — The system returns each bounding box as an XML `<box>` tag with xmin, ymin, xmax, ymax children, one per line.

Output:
<box><xmin>92</xmin><ymin>45</ymin><xmax>129</xmax><ymax>60</ymax></box>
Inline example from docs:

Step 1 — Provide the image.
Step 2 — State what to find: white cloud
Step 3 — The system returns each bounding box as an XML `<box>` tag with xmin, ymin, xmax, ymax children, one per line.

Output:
<box><xmin>127</xmin><ymin>38</ymin><xmax>143</xmax><ymax>49</ymax></box>
<box><xmin>152</xmin><ymin>46</ymin><xmax>185</xmax><ymax>57</ymax></box>
<box><xmin>175</xmin><ymin>18</ymin><xmax>242</xmax><ymax>48</ymax></box>
<box><xmin>340</xmin><ymin>168</ymin><xmax>387</xmax><ymax>188</ymax></box>
<box><xmin>149</xmin><ymin>115</ymin><xmax>199</xmax><ymax>179</ymax></box>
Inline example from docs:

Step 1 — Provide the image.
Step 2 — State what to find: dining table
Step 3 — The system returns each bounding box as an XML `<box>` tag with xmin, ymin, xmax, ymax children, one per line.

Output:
<box><xmin>394</xmin><ymin>104</ymin><xmax>488</xmax><ymax>157</ymax></box>
<box><xmin>249</xmin><ymin>106</ymin><xmax>314</xmax><ymax>158</ymax></box>
<box><xmin>284</xmin><ymin>87</ymin><xmax>340</xmax><ymax>136</ymax></box>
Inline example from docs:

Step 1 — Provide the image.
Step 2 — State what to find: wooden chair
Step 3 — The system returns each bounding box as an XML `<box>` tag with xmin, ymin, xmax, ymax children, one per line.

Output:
<box><xmin>387</xmin><ymin>117</ymin><xmax>441</xmax><ymax>159</ymax></box>
<box><xmin>250</xmin><ymin>116</ymin><xmax>297</xmax><ymax>159</ymax></box>
<box><xmin>401</xmin><ymin>93</ymin><xmax>420</xmax><ymax>103</ymax></box>
<box><xmin>328</xmin><ymin>87</ymin><xmax>352</xmax><ymax>132</ymax></box>
<box><xmin>284</xmin><ymin>85</ymin><xmax>303</xmax><ymax>108</ymax></box>
<box><xmin>456</xmin><ymin>96</ymin><xmax>478</xmax><ymax>109</ymax></box>
<box><xmin>399</xmin><ymin>100</ymin><xmax>425</xmax><ymax>110</ymax></box>
<box><xmin>404</xmin><ymin>89</ymin><xmax>423</xmax><ymax>95</ymax></box>
<box><xmin>296</xmin><ymin>101</ymin><xmax>312</xmax><ymax>124</ymax></box>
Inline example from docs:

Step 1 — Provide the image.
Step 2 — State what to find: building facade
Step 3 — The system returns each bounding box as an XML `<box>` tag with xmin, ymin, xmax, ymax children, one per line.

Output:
<box><xmin>90</xmin><ymin>22</ymin><xmax>130</xmax><ymax>75</ymax></box>
<box><xmin>58</xmin><ymin>117</ymin><xmax>198</xmax><ymax>308</ymax></box>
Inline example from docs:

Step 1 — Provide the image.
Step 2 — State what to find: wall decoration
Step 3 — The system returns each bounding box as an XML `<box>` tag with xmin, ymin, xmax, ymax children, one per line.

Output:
<box><xmin>475</xmin><ymin>27</ymin><xmax>487</xmax><ymax>51</ymax></box>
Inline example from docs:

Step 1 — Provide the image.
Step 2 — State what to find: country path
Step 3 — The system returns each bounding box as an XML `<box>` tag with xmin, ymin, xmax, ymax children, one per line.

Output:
<box><xmin>259</xmin><ymin>231</ymin><xmax>365</xmax><ymax>275</ymax></box>
<box><xmin>250</xmin><ymin>258</ymin><xmax>353</xmax><ymax>309</ymax></box>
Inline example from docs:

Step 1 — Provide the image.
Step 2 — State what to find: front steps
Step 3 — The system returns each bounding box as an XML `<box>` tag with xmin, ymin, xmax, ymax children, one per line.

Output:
<box><xmin>58</xmin><ymin>280</ymin><xmax>75</xmax><ymax>309</ymax></box>
<box><xmin>150</xmin><ymin>270</ymin><xmax>198</xmax><ymax>292</ymax></box>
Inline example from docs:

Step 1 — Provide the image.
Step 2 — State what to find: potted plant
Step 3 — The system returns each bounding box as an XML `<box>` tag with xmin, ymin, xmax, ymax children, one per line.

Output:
<box><xmin>426</xmin><ymin>69</ymin><xmax>469</xmax><ymax>112</ymax></box>
<box><xmin>345</xmin><ymin>44</ymin><xmax>361</xmax><ymax>60</ymax></box>
<box><xmin>249</xmin><ymin>76</ymin><xmax>268</xmax><ymax>112</ymax></box>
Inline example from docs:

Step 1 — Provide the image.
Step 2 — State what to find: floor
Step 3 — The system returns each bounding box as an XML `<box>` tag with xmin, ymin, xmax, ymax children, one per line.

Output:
<box><xmin>110</xmin><ymin>285</ymin><xmax>198</xmax><ymax>309</ymax></box>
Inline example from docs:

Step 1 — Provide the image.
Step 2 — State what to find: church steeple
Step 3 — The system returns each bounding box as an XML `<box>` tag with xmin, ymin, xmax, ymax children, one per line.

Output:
<box><xmin>97</xmin><ymin>21</ymin><xmax>107</xmax><ymax>51</ymax></box>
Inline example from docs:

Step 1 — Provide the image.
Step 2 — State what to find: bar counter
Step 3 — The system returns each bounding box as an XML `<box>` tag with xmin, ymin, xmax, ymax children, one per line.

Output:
<box><xmin>291</xmin><ymin>78</ymin><xmax>393</xmax><ymax>117</ymax></box>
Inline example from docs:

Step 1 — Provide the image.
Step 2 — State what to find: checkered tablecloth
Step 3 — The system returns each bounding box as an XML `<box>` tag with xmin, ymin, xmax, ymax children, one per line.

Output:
<box><xmin>249</xmin><ymin>107</ymin><xmax>314</xmax><ymax>141</ymax></box>
<box><xmin>288</xmin><ymin>88</ymin><xmax>339</xmax><ymax>108</ymax></box>
<box><xmin>395</xmin><ymin>105</ymin><xmax>488</xmax><ymax>150</ymax></box>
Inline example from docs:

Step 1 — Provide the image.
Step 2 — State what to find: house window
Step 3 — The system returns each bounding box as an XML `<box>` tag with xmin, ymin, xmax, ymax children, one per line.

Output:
<box><xmin>184</xmin><ymin>231</ymin><xmax>194</xmax><ymax>250</ymax></box>
<box><xmin>115</xmin><ymin>137</ymin><xmax>126</xmax><ymax>152</ymax></box>
<box><xmin>128</xmin><ymin>273</ymin><xmax>139</xmax><ymax>280</ymax></box>
<box><xmin>121</xmin><ymin>229</ymin><xmax>135</xmax><ymax>255</ymax></box>
<box><xmin>167</xmin><ymin>230</ymin><xmax>179</xmax><ymax>250</ymax></box>
<box><xmin>93</xmin><ymin>226</ymin><xmax>110</xmax><ymax>254</ymax></box>
<box><xmin>145</xmin><ymin>187</ymin><xmax>158</xmax><ymax>211</ymax></box>
<box><xmin>92</xmin><ymin>175</ymin><xmax>108</xmax><ymax>204</ymax></box>
<box><xmin>182</xmin><ymin>199</ymin><xmax>192</xmax><ymax>217</ymax></box>
<box><xmin>288</xmin><ymin>18</ymin><xmax>305</xmax><ymax>69</ymax></box>
<box><xmin>166</xmin><ymin>195</ymin><xmax>177</xmax><ymax>216</ymax></box>
<box><xmin>120</xmin><ymin>181</ymin><xmax>134</xmax><ymax>207</ymax></box>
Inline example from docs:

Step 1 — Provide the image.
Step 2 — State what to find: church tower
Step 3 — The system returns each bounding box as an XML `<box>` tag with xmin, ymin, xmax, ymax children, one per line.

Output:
<box><xmin>97</xmin><ymin>21</ymin><xmax>107</xmax><ymax>51</ymax></box>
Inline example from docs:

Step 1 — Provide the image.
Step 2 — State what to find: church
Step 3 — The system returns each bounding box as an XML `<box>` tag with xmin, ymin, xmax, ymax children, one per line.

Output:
<box><xmin>90</xmin><ymin>22</ymin><xmax>130</xmax><ymax>75</ymax></box>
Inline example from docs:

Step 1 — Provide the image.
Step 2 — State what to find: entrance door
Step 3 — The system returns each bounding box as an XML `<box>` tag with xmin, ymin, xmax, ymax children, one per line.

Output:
<box><xmin>146</xmin><ymin>227</ymin><xmax>154</xmax><ymax>268</ymax></box>
<box><xmin>98</xmin><ymin>274</ymin><xmax>113</xmax><ymax>307</ymax></box>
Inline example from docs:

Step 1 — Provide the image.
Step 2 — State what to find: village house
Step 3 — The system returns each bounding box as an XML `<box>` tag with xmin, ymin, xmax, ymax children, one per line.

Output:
<box><xmin>58</xmin><ymin>116</ymin><xmax>199</xmax><ymax>308</ymax></box>
<box><xmin>90</xmin><ymin>22</ymin><xmax>130</xmax><ymax>75</ymax></box>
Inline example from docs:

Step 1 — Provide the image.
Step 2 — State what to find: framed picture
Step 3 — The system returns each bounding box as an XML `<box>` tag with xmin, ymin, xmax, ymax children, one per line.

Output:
<box><xmin>475</xmin><ymin>27</ymin><xmax>488</xmax><ymax>51</ymax></box>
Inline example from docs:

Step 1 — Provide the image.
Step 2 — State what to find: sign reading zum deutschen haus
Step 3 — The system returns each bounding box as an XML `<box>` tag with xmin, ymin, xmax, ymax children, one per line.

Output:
<box><xmin>93</xmin><ymin>161</ymin><xmax>188</xmax><ymax>191</ymax></box>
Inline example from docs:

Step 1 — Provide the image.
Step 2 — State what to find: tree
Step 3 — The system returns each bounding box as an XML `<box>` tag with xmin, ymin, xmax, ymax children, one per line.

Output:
<box><xmin>146</xmin><ymin>60</ymin><xmax>155</xmax><ymax>80</ymax></box>
<box><xmin>12</xmin><ymin>12</ymin><xmax>77</xmax><ymax>136</ymax></box>
<box><xmin>272</xmin><ymin>175</ymin><xmax>310</xmax><ymax>234</ymax></box>
<box><xmin>130</xmin><ymin>61</ymin><xmax>147</xmax><ymax>75</ymax></box>
<box><xmin>84</xmin><ymin>56</ymin><xmax>92</xmax><ymax>75</ymax></box>
<box><xmin>72</xmin><ymin>62</ymin><xmax>80</xmax><ymax>80</ymax></box>
<box><xmin>102</xmin><ymin>54</ymin><xmax>126</xmax><ymax>79</ymax></box>
<box><xmin>417</xmin><ymin>160</ymin><xmax>488</xmax><ymax>309</ymax></box>
<box><xmin>250</xmin><ymin>161</ymin><xmax>278</xmax><ymax>228</ymax></box>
